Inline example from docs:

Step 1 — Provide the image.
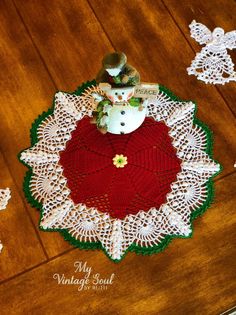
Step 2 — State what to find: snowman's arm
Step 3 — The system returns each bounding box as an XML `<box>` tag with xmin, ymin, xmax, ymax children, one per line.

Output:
<box><xmin>224</xmin><ymin>31</ymin><xmax>236</xmax><ymax>50</ymax></box>
<box><xmin>189</xmin><ymin>20</ymin><xmax>212</xmax><ymax>45</ymax></box>
<box><xmin>142</xmin><ymin>99</ymin><xmax>149</xmax><ymax>107</ymax></box>
<box><xmin>91</xmin><ymin>92</ymin><xmax>104</xmax><ymax>102</ymax></box>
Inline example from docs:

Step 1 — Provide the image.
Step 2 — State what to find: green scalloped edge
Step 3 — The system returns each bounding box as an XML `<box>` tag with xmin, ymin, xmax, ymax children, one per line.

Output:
<box><xmin>18</xmin><ymin>81</ymin><xmax>222</xmax><ymax>263</ymax></box>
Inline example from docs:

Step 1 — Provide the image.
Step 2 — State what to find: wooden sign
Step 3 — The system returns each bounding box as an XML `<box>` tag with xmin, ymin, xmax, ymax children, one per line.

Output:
<box><xmin>134</xmin><ymin>83</ymin><xmax>159</xmax><ymax>99</ymax></box>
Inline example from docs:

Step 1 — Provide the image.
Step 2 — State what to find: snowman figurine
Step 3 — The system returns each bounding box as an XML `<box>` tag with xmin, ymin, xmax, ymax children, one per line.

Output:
<box><xmin>91</xmin><ymin>52</ymin><xmax>148</xmax><ymax>134</ymax></box>
<box><xmin>92</xmin><ymin>84</ymin><xmax>147</xmax><ymax>134</ymax></box>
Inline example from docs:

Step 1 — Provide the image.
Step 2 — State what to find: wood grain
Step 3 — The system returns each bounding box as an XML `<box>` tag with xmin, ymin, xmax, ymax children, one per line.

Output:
<box><xmin>2</xmin><ymin>0</ymin><xmax>115</xmax><ymax>257</ymax></box>
<box><xmin>0</xmin><ymin>173</ymin><xmax>235</xmax><ymax>314</ymax></box>
<box><xmin>164</xmin><ymin>0</ymin><xmax>236</xmax><ymax>115</ymax></box>
<box><xmin>13</xmin><ymin>0</ymin><xmax>113</xmax><ymax>91</ymax></box>
<box><xmin>0</xmin><ymin>151</ymin><xmax>46</xmax><ymax>281</ymax></box>
<box><xmin>0</xmin><ymin>0</ymin><xmax>74</xmax><ymax>256</ymax></box>
<box><xmin>0</xmin><ymin>0</ymin><xmax>235</xmax><ymax>313</ymax></box>
<box><xmin>89</xmin><ymin>0</ymin><xmax>236</xmax><ymax>178</ymax></box>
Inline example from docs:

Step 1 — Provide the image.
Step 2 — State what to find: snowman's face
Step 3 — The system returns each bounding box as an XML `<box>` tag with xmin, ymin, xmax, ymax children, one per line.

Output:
<box><xmin>106</xmin><ymin>67</ymin><xmax>121</xmax><ymax>76</ymax></box>
<box><xmin>105</xmin><ymin>87</ymin><xmax>135</xmax><ymax>103</ymax></box>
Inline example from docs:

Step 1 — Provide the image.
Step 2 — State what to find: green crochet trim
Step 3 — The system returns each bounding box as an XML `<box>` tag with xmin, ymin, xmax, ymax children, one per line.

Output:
<box><xmin>18</xmin><ymin>81</ymin><xmax>222</xmax><ymax>262</ymax></box>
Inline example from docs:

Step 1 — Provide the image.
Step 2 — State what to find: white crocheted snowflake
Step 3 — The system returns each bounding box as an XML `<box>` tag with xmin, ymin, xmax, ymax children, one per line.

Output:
<box><xmin>19</xmin><ymin>84</ymin><xmax>220</xmax><ymax>261</ymax></box>
<box><xmin>0</xmin><ymin>187</ymin><xmax>11</xmax><ymax>253</ymax></box>
<box><xmin>187</xmin><ymin>20</ymin><xmax>236</xmax><ymax>84</ymax></box>
<box><xmin>0</xmin><ymin>188</ymin><xmax>11</xmax><ymax>211</ymax></box>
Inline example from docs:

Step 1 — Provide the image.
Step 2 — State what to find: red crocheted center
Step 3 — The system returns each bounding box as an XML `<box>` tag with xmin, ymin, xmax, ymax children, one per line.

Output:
<box><xmin>60</xmin><ymin>117</ymin><xmax>181</xmax><ymax>219</ymax></box>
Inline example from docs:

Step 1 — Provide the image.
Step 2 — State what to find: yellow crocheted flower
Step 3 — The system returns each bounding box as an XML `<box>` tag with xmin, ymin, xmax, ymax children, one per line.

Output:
<box><xmin>112</xmin><ymin>154</ymin><xmax>128</xmax><ymax>168</ymax></box>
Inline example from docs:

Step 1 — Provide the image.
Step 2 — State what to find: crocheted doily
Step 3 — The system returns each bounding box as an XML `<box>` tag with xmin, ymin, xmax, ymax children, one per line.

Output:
<box><xmin>19</xmin><ymin>81</ymin><xmax>221</xmax><ymax>261</ymax></box>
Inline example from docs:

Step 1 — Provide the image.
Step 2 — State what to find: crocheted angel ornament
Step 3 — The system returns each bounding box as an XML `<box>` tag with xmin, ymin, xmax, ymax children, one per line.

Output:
<box><xmin>187</xmin><ymin>20</ymin><xmax>236</xmax><ymax>84</ymax></box>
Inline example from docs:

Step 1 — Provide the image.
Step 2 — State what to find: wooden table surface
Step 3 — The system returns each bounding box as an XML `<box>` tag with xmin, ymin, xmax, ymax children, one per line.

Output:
<box><xmin>0</xmin><ymin>1</ymin><xmax>235</xmax><ymax>314</ymax></box>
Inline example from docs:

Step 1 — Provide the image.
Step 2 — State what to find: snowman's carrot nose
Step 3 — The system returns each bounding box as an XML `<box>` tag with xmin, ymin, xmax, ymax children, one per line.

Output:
<box><xmin>118</xmin><ymin>95</ymin><xmax>122</xmax><ymax>100</ymax></box>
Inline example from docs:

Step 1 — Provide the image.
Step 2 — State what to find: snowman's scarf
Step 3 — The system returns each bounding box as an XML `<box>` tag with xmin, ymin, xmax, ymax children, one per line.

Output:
<box><xmin>95</xmin><ymin>97</ymin><xmax>142</xmax><ymax>129</ymax></box>
<box><xmin>98</xmin><ymin>97</ymin><xmax>141</xmax><ymax>108</ymax></box>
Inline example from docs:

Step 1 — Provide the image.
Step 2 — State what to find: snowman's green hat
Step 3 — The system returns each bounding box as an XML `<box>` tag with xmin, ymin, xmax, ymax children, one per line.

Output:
<box><xmin>102</xmin><ymin>52</ymin><xmax>127</xmax><ymax>70</ymax></box>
